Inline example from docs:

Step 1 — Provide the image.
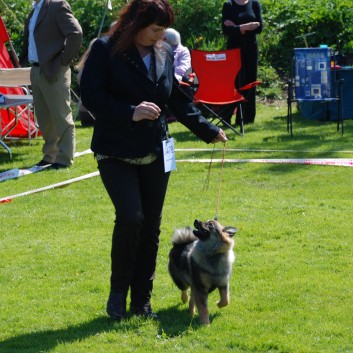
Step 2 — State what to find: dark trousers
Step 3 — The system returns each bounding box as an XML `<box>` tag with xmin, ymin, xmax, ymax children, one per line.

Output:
<box><xmin>98</xmin><ymin>156</ymin><xmax>170</xmax><ymax>306</ymax></box>
<box><xmin>235</xmin><ymin>42</ymin><xmax>259</xmax><ymax>124</ymax></box>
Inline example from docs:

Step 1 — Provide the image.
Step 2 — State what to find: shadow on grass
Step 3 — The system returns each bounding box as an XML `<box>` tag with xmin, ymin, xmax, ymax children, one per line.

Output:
<box><xmin>157</xmin><ymin>303</ymin><xmax>221</xmax><ymax>337</ymax></box>
<box><xmin>0</xmin><ymin>317</ymin><xmax>115</xmax><ymax>353</ymax></box>
<box><xmin>271</xmin><ymin>111</ymin><xmax>350</xmax><ymax>140</ymax></box>
<box><xmin>0</xmin><ymin>306</ymin><xmax>219</xmax><ymax>352</ymax></box>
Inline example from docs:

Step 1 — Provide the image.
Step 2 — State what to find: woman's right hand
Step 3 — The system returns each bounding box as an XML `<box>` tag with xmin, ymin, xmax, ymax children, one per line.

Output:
<box><xmin>240</xmin><ymin>22</ymin><xmax>260</xmax><ymax>34</ymax></box>
<box><xmin>133</xmin><ymin>101</ymin><xmax>161</xmax><ymax>122</ymax></box>
<box><xmin>211</xmin><ymin>129</ymin><xmax>228</xmax><ymax>143</ymax></box>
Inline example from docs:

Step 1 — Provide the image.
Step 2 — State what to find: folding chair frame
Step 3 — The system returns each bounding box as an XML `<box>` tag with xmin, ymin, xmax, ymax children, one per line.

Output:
<box><xmin>199</xmin><ymin>101</ymin><xmax>244</xmax><ymax>137</ymax></box>
<box><xmin>0</xmin><ymin>68</ymin><xmax>38</xmax><ymax>159</ymax></box>
<box><xmin>187</xmin><ymin>49</ymin><xmax>261</xmax><ymax>137</ymax></box>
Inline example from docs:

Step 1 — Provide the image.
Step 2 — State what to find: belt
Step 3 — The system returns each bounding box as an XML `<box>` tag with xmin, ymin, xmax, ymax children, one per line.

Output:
<box><xmin>31</xmin><ymin>62</ymin><xmax>39</xmax><ymax>67</ymax></box>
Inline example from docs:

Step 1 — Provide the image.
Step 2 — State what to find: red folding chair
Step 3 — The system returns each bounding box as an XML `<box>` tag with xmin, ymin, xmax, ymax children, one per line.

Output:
<box><xmin>188</xmin><ymin>49</ymin><xmax>261</xmax><ymax>136</ymax></box>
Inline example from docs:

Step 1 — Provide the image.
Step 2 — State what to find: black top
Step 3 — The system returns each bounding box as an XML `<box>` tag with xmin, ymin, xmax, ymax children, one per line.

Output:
<box><xmin>222</xmin><ymin>0</ymin><xmax>263</xmax><ymax>49</ymax></box>
<box><xmin>80</xmin><ymin>36</ymin><xmax>220</xmax><ymax>159</ymax></box>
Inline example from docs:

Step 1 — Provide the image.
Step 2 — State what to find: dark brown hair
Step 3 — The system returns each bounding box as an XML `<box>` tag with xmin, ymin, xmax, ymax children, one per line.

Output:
<box><xmin>109</xmin><ymin>0</ymin><xmax>175</xmax><ymax>54</ymax></box>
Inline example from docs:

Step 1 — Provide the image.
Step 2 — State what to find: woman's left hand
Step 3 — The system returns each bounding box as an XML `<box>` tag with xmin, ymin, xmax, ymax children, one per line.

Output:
<box><xmin>224</xmin><ymin>20</ymin><xmax>236</xmax><ymax>27</ymax></box>
<box><xmin>211</xmin><ymin>129</ymin><xmax>228</xmax><ymax>143</ymax></box>
<box><xmin>133</xmin><ymin>101</ymin><xmax>161</xmax><ymax>122</ymax></box>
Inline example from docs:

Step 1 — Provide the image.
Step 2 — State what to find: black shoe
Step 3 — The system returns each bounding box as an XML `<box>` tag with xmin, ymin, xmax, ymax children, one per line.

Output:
<box><xmin>36</xmin><ymin>160</ymin><xmax>52</xmax><ymax>167</ymax></box>
<box><xmin>51</xmin><ymin>163</ymin><xmax>69</xmax><ymax>169</ymax></box>
<box><xmin>130</xmin><ymin>302</ymin><xmax>158</xmax><ymax>320</ymax></box>
<box><xmin>106</xmin><ymin>292</ymin><xmax>127</xmax><ymax>321</ymax></box>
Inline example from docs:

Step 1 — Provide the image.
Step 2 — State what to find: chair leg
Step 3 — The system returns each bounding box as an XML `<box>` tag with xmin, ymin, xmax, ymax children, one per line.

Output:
<box><xmin>238</xmin><ymin>104</ymin><xmax>244</xmax><ymax>136</ymax></box>
<box><xmin>0</xmin><ymin>139</ymin><xmax>12</xmax><ymax>160</ymax></box>
<box><xmin>287</xmin><ymin>101</ymin><xmax>293</xmax><ymax>136</ymax></box>
<box><xmin>334</xmin><ymin>79</ymin><xmax>344</xmax><ymax>134</ymax></box>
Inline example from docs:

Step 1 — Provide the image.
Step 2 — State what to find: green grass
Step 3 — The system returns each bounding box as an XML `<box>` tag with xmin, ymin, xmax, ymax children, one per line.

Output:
<box><xmin>1</xmin><ymin>103</ymin><xmax>353</xmax><ymax>353</ymax></box>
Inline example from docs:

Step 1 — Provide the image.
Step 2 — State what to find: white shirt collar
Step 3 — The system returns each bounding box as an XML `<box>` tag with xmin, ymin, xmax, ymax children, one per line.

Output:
<box><xmin>32</xmin><ymin>0</ymin><xmax>44</xmax><ymax>8</ymax></box>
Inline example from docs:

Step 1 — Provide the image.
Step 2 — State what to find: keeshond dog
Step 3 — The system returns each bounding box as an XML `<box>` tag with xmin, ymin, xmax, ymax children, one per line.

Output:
<box><xmin>168</xmin><ymin>219</ymin><xmax>237</xmax><ymax>325</ymax></box>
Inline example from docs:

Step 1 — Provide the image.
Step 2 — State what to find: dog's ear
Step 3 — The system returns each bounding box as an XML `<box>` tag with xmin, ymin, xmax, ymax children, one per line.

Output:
<box><xmin>193</xmin><ymin>229</ymin><xmax>210</xmax><ymax>240</ymax></box>
<box><xmin>223</xmin><ymin>226</ymin><xmax>238</xmax><ymax>237</ymax></box>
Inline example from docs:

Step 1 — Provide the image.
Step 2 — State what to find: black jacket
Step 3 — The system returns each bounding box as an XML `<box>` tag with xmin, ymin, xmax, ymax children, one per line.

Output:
<box><xmin>80</xmin><ymin>36</ymin><xmax>220</xmax><ymax>159</ymax></box>
<box><xmin>222</xmin><ymin>0</ymin><xmax>263</xmax><ymax>49</ymax></box>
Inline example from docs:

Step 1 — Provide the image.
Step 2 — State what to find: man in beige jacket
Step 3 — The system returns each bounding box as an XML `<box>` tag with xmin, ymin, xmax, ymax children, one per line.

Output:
<box><xmin>20</xmin><ymin>0</ymin><xmax>82</xmax><ymax>168</ymax></box>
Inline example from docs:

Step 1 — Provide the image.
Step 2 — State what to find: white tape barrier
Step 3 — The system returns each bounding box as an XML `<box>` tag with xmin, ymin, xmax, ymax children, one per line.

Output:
<box><xmin>2</xmin><ymin>148</ymin><xmax>352</xmax><ymax>183</ymax></box>
<box><xmin>73</xmin><ymin>149</ymin><xmax>92</xmax><ymax>158</ymax></box>
<box><xmin>1</xmin><ymin>147</ymin><xmax>353</xmax><ymax>204</ymax></box>
<box><xmin>177</xmin><ymin>158</ymin><xmax>353</xmax><ymax>167</ymax></box>
<box><xmin>0</xmin><ymin>149</ymin><xmax>93</xmax><ymax>183</ymax></box>
<box><xmin>175</xmin><ymin>148</ymin><xmax>353</xmax><ymax>154</ymax></box>
<box><xmin>0</xmin><ymin>171</ymin><xmax>99</xmax><ymax>203</ymax></box>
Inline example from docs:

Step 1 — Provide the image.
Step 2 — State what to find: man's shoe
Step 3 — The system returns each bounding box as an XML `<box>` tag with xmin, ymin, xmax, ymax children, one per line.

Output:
<box><xmin>130</xmin><ymin>302</ymin><xmax>158</xmax><ymax>320</ymax></box>
<box><xmin>36</xmin><ymin>160</ymin><xmax>52</xmax><ymax>167</ymax></box>
<box><xmin>51</xmin><ymin>163</ymin><xmax>69</xmax><ymax>169</ymax></box>
<box><xmin>106</xmin><ymin>292</ymin><xmax>127</xmax><ymax>321</ymax></box>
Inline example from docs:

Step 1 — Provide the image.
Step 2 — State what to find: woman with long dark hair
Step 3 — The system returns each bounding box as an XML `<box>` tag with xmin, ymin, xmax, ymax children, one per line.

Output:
<box><xmin>80</xmin><ymin>0</ymin><xmax>227</xmax><ymax>321</ymax></box>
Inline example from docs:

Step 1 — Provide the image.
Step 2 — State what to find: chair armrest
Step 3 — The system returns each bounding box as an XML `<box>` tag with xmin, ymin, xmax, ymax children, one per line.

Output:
<box><xmin>238</xmin><ymin>80</ymin><xmax>262</xmax><ymax>91</ymax></box>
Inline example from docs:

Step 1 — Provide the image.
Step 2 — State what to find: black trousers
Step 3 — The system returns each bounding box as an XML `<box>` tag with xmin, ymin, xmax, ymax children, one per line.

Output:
<box><xmin>98</xmin><ymin>156</ymin><xmax>170</xmax><ymax>306</ymax></box>
<box><xmin>235</xmin><ymin>41</ymin><xmax>259</xmax><ymax>124</ymax></box>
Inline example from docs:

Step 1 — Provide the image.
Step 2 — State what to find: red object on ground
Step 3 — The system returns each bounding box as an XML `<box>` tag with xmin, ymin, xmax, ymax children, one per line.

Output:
<box><xmin>0</xmin><ymin>17</ymin><xmax>39</xmax><ymax>138</ymax></box>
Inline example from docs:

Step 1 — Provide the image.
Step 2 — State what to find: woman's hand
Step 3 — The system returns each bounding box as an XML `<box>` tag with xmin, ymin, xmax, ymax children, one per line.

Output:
<box><xmin>211</xmin><ymin>129</ymin><xmax>228</xmax><ymax>144</ymax></box>
<box><xmin>240</xmin><ymin>22</ymin><xmax>260</xmax><ymax>34</ymax></box>
<box><xmin>133</xmin><ymin>101</ymin><xmax>161</xmax><ymax>121</ymax></box>
<box><xmin>224</xmin><ymin>20</ymin><xmax>236</xmax><ymax>27</ymax></box>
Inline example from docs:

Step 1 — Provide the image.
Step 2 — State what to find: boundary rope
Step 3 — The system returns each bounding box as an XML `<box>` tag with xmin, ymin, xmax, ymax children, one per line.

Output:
<box><xmin>177</xmin><ymin>158</ymin><xmax>353</xmax><ymax>166</ymax></box>
<box><xmin>0</xmin><ymin>171</ymin><xmax>99</xmax><ymax>203</ymax></box>
<box><xmin>1</xmin><ymin>149</ymin><xmax>353</xmax><ymax>204</ymax></box>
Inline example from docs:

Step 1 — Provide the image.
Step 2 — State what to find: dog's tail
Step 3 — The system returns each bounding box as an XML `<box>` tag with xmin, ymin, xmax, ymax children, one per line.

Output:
<box><xmin>171</xmin><ymin>227</ymin><xmax>197</xmax><ymax>245</ymax></box>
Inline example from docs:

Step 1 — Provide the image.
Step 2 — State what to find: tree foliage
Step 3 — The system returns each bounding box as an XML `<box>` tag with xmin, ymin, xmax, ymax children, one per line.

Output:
<box><xmin>1</xmin><ymin>0</ymin><xmax>353</xmax><ymax>97</ymax></box>
<box><xmin>260</xmin><ymin>0</ymin><xmax>353</xmax><ymax>73</ymax></box>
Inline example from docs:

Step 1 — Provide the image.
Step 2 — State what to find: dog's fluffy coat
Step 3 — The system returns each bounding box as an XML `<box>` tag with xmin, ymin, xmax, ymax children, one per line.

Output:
<box><xmin>168</xmin><ymin>219</ymin><xmax>237</xmax><ymax>324</ymax></box>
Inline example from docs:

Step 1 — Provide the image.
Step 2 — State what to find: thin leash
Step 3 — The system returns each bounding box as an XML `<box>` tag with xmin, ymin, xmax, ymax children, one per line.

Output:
<box><xmin>204</xmin><ymin>142</ymin><xmax>227</xmax><ymax>221</ymax></box>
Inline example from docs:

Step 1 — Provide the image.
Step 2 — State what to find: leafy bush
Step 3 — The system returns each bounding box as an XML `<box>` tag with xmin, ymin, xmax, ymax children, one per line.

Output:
<box><xmin>171</xmin><ymin>0</ymin><xmax>225</xmax><ymax>48</ymax></box>
<box><xmin>257</xmin><ymin>65</ymin><xmax>284</xmax><ymax>100</ymax></box>
<box><xmin>260</xmin><ymin>0</ymin><xmax>353</xmax><ymax>75</ymax></box>
<box><xmin>2</xmin><ymin>0</ymin><xmax>353</xmax><ymax>99</ymax></box>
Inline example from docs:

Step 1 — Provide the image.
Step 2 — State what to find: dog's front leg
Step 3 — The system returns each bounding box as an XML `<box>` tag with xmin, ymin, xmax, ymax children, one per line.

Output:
<box><xmin>181</xmin><ymin>290</ymin><xmax>188</xmax><ymax>303</ymax></box>
<box><xmin>188</xmin><ymin>290</ymin><xmax>195</xmax><ymax>315</ymax></box>
<box><xmin>193</xmin><ymin>289</ymin><xmax>210</xmax><ymax>325</ymax></box>
<box><xmin>217</xmin><ymin>285</ymin><xmax>229</xmax><ymax>308</ymax></box>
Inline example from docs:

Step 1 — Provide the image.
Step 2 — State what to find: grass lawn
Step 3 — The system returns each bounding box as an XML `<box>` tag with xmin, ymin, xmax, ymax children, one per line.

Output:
<box><xmin>0</xmin><ymin>102</ymin><xmax>352</xmax><ymax>353</ymax></box>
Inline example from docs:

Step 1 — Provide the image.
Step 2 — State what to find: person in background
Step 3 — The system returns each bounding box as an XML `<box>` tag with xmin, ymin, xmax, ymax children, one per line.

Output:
<box><xmin>80</xmin><ymin>0</ymin><xmax>227</xmax><ymax>322</ymax></box>
<box><xmin>163</xmin><ymin>28</ymin><xmax>191</xmax><ymax>122</ymax></box>
<box><xmin>222</xmin><ymin>0</ymin><xmax>263</xmax><ymax>125</ymax></box>
<box><xmin>163</xmin><ymin>28</ymin><xmax>191</xmax><ymax>81</ymax></box>
<box><xmin>19</xmin><ymin>0</ymin><xmax>82</xmax><ymax>168</ymax></box>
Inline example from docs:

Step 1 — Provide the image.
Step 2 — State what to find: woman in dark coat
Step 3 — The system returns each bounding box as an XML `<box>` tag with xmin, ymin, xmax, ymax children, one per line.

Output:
<box><xmin>222</xmin><ymin>0</ymin><xmax>263</xmax><ymax>124</ymax></box>
<box><xmin>80</xmin><ymin>0</ymin><xmax>227</xmax><ymax>321</ymax></box>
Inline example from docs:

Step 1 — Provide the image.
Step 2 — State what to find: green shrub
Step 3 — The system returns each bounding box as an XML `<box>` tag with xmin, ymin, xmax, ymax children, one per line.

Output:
<box><xmin>2</xmin><ymin>0</ymin><xmax>353</xmax><ymax>100</ymax></box>
<box><xmin>257</xmin><ymin>65</ymin><xmax>284</xmax><ymax>100</ymax></box>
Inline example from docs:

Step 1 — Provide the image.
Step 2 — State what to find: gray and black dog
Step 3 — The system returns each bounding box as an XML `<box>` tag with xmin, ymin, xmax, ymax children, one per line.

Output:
<box><xmin>168</xmin><ymin>219</ymin><xmax>237</xmax><ymax>325</ymax></box>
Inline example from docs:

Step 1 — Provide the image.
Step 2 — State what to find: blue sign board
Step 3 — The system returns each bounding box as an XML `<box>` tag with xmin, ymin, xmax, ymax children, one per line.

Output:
<box><xmin>294</xmin><ymin>48</ymin><xmax>331</xmax><ymax>100</ymax></box>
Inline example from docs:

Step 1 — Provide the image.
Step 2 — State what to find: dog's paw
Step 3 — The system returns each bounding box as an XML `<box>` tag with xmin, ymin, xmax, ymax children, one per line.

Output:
<box><xmin>181</xmin><ymin>290</ymin><xmax>188</xmax><ymax>303</ymax></box>
<box><xmin>199</xmin><ymin>311</ymin><xmax>210</xmax><ymax>325</ymax></box>
<box><xmin>217</xmin><ymin>299</ymin><xmax>229</xmax><ymax>308</ymax></box>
